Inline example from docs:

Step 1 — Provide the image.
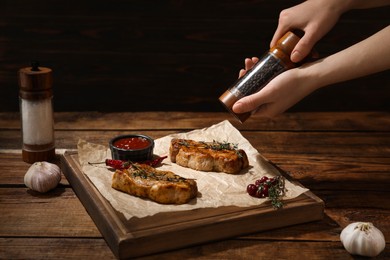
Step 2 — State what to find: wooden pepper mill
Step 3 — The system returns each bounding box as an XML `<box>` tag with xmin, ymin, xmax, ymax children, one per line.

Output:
<box><xmin>18</xmin><ymin>61</ymin><xmax>55</xmax><ymax>163</ymax></box>
<box><xmin>219</xmin><ymin>31</ymin><xmax>303</xmax><ymax>123</ymax></box>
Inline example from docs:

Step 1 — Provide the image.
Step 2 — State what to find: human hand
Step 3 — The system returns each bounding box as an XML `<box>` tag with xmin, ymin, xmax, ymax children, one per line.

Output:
<box><xmin>271</xmin><ymin>0</ymin><xmax>346</xmax><ymax>63</ymax></box>
<box><xmin>232</xmin><ymin>61</ymin><xmax>318</xmax><ymax>118</ymax></box>
<box><xmin>238</xmin><ymin>57</ymin><xmax>259</xmax><ymax>78</ymax></box>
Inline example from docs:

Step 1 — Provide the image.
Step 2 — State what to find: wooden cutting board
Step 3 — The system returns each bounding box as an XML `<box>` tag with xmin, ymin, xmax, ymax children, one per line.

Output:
<box><xmin>61</xmin><ymin>151</ymin><xmax>324</xmax><ymax>259</ymax></box>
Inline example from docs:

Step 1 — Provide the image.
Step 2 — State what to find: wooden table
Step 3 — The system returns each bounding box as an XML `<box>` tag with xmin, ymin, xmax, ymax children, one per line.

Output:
<box><xmin>1</xmin><ymin>111</ymin><xmax>389</xmax><ymax>259</ymax></box>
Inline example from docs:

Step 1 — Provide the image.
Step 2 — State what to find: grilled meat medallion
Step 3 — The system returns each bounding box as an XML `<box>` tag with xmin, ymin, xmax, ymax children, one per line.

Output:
<box><xmin>112</xmin><ymin>163</ymin><xmax>198</xmax><ymax>204</ymax></box>
<box><xmin>169</xmin><ymin>138</ymin><xmax>249</xmax><ymax>174</ymax></box>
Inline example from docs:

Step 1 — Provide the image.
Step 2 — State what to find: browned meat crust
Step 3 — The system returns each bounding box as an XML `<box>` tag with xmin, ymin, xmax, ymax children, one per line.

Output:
<box><xmin>112</xmin><ymin>163</ymin><xmax>198</xmax><ymax>204</ymax></box>
<box><xmin>169</xmin><ymin>138</ymin><xmax>249</xmax><ymax>174</ymax></box>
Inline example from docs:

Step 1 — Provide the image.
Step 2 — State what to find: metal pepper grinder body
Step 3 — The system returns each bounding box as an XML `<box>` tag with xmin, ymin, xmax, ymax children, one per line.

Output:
<box><xmin>219</xmin><ymin>31</ymin><xmax>301</xmax><ymax>123</ymax></box>
<box><xmin>18</xmin><ymin>62</ymin><xmax>55</xmax><ymax>163</ymax></box>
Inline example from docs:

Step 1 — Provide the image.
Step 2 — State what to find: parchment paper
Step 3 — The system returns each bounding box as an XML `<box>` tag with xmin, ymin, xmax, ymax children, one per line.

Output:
<box><xmin>78</xmin><ymin>120</ymin><xmax>308</xmax><ymax>219</ymax></box>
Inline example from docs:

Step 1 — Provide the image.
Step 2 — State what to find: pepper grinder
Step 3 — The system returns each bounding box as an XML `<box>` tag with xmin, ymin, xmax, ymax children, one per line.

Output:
<box><xmin>219</xmin><ymin>30</ymin><xmax>303</xmax><ymax>123</ymax></box>
<box><xmin>18</xmin><ymin>61</ymin><xmax>55</xmax><ymax>163</ymax></box>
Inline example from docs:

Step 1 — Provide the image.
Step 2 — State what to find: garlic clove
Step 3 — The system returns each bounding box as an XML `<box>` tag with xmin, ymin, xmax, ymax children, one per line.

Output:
<box><xmin>24</xmin><ymin>161</ymin><xmax>62</xmax><ymax>193</ymax></box>
<box><xmin>340</xmin><ymin>222</ymin><xmax>386</xmax><ymax>257</ymax></box>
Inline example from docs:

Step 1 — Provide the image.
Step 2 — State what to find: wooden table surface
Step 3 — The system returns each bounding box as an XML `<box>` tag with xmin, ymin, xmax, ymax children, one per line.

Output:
<box><xmin>1</xmin><ymin>111</ymin><xmax>389</xmax><ymax>259</ymax></box>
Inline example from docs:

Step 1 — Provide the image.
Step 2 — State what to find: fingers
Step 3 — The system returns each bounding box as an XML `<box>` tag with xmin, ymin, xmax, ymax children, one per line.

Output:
<box><xmin>232</xmin><ymin>84</ymin><xmax>270</xmax><ymax>115</ymax></box>
<box><xmin>238</xmin><ymin>69</ymin><xmax>246</xmax><ymax>78</ymax></box>
<box><xmin>272</xmin><ymin>29</ymin><xmax>319</xmax><ymax>63</ymax></box>
<box><xmin>252</xmin><ymin>57</ymin><xmax>259</xmax><ymax>65</ymax></box>
<box><xmin>233</xmin><ymin>94</ymin><xmax>274</xmax><ymax>119</ymax></box>
<box><xmin>232</xmin><ymin>95</ymin><xmax>260</xmax><ymax>114</ymax></box>
<box><xmin>272</xmin><ymin>27</ymin><xmax>311</xmax><ymax>63</ymax></box>
<box><xmin>234</xmin><ymin>56</ymin><xmax>266</xmax><ymax>112</ymax></box>
<box><xmin>290</xmin><ymin>33</ymin><xmax>317</xmax><ymax>63</ymax></box>
<box><xmin>270</xmin><ymin>26</ymin><xmax>288</xmax><ymax>48</ymax></box>
<box><xmin>245</xmin><ymin>57</ymin><xmax>257</xmax><ymax>70</ymax></box>
<box><xmin>238</xmin><ymin>57</ymin><xmax>259</xmax><ymax>78</ymax></box>
<box><xmin>270</xmin><ymin>8</ymin><xmax>295</xmax><ymax>48</ymax></box>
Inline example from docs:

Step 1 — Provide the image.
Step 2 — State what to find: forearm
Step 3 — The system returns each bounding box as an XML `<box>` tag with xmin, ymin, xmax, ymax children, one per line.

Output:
<box><xmin>322</xmin><ymin>0</ymin><xmax>390</xmax><ymax>14</ymax></box>
<box><xmin>302</xmin><ymin>26</ymin><xmax>390</xmax><ymax>89</ymax></box>
<box><xmin>344</xmin><ymin>0</ymin><xmax>390</xmax><ymax>9</ymax></box>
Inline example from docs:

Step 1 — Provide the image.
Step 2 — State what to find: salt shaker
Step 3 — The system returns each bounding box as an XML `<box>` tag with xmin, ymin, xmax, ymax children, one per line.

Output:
<box><xmin>219</xmin><ymin>31</ymin><xmax>303</xmax><ymax>123</ymax></box>
<box><xmin>18</xmin><ymin>62</ymin><xmax>55</xmax><ymax>163</ymax></box>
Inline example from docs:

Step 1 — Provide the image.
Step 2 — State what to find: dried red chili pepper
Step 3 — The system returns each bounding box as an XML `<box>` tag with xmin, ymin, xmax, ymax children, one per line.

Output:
<box><xmin>104</xmin><ymin>155</ymin><xmax>168</xmax><ymax>169</ymax></box>
<box><xmin>142</xmin><ymin>155</ymin><xmax>168</xmax><ymax>167</ymax></box>
<box><xmin>105</xmin><ymin>159</ymin><xmax>130</xmax><ymax>169</ymax></box>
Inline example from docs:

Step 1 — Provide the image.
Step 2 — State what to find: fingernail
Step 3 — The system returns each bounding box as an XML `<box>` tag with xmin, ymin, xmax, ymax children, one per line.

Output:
<box><xmin>291</xmin><ymin>51</ymin><xmax>301</xmax><ymax>63</ymax></box>
<box><xmin>232</xmin><ymin>102</ymin><xmax>243</xmax><ymax>113</ymax></box>
<box><xmin>239</xmin><ymin>69</ymin><xmax>246</xmax><ymax>78</ymax></box>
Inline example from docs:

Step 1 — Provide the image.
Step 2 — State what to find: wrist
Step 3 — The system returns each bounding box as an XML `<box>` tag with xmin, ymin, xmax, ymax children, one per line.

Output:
<box><xmin>296</xmin><ymin>61</ymin><xmax>325</xmax><ymax>93</ymax></box>
<box><xmin>320</xmin><ymin>0</ymin><xmax>353</xmax><ymax>15</ymax></box>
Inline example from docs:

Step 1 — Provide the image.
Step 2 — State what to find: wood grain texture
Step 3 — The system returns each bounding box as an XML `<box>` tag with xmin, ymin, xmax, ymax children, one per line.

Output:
<box><xmin>0</xmin><ymin>188</ymin><xmax>100</xmax><ymax>237</ymax></box>
<box><xmin>1</xmin><ymin>1</ymin><xmax>389</xmax><ymax>112</ymax></box>
<box><xmin>0</xmin><ymin>238</ymin><xmax>115</xmax><ymax>259</ymax></box>
<box><xmin>61</xmin><ymin>151</ymin><xmax>323</xmax><ymax>258</ymax></box>
<box><xmin>2</xmin><ymin>111</ymin><xmax>390</xmax><ymax>131</ymax></box>
<box><xmin>1</xmin><ymin>111</ymin><xmax>389</xmax><ymax>259</ymax></box>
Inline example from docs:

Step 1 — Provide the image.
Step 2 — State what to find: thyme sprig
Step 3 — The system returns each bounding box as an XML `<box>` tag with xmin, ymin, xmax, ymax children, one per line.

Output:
<box><xmin>178</xmin><ymin>139</ymin><xmax>243</xmax><ymax>158</ymax></box>
<box><xmin>247</xmin><ymin>175</ymin><xmax>286</xmax><ymax>209</ymax></box>
<box><xmin>202</xmin><ymin>140</ymin><xmax>238</xmax><ymax>151</ymax></box>
<box><xmin>206</xmin><ymin>140</ymin><xmax>243</xmax><ymax>158</ymax></box>
<box><xmin>268</xmin><ymin>176</ymin><xmax>286</xmax><ymax>209</ymax></box>
<box><xmin>128</xmin><ymin>162</ymin><xmax>189</xmax><ymax>182</ymax></box>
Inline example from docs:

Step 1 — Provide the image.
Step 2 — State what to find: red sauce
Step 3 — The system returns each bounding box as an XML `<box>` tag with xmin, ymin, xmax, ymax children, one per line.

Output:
<box><xmin>114</xmin><ymin>137</ymin><xmax>150</xmax><ymax>150</ymax></box>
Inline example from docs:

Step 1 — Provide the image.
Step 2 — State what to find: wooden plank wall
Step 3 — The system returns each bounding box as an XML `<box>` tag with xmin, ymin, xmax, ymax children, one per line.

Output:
<box><xmin>1</xmin><ymin>0</ymin><xmax>389</xmax><ymax>113</ymax></box>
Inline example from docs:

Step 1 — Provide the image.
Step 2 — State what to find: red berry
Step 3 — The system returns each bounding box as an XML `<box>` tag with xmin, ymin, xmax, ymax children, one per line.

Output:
<box><xmin>259</xmin><ymin>176</ymin><xmax>268</xmax><ymax>183</ymax></box>
<box><xmin>256</xmin><ymin>190</ymin><xmax>266</xmax><ymax>198</ymax></box>
<box><xmin>255</xmin><ymin>179</ymin><xmax>262</xmax><ymax>186</ymax></box>
<box><xmin>246</xmin><ymin>184</ymin><xmax>257</xmax><ymax>196</ymax></box>
<box><xmin>247</xmin><ymin>176</ymin><xmax>277</xmax><ymax>199</ymax></box>
<box><xmin>262</xmin><ymin>186</ymin><xmax>269</xmax><ymax>197</ymax></box>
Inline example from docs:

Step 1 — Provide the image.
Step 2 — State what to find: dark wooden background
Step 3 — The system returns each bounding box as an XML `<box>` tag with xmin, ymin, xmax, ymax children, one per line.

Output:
<box><xmin>1</xmin><ymin>0</ymin><xmax>389</xmax><ymax>113</ymax></box>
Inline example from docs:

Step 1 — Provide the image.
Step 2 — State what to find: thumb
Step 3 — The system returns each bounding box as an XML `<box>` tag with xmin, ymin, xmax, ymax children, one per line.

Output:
<box><xmin>232</xmin><ymin>92</ymin><xmax>266</xmax><ymax>114</ymax></box>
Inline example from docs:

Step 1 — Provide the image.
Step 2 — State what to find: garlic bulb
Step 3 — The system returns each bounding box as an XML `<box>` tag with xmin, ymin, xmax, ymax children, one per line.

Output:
<box><xmin>340</xmin><ymin>222</ymin><xmax>386</xmax><ymax>257</ymax></box>
<box><xmin>24</xmin><ymin>161</ymin><xmax>62</xmax><ymax>193</ymax></box>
